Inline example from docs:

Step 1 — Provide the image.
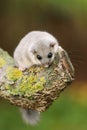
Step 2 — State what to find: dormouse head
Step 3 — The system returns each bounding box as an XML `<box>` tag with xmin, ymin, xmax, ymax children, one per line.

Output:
<box><xmin>30</xmin><ymin>37</ymin><xmax>59</xmax><ymax>67</ymax></box>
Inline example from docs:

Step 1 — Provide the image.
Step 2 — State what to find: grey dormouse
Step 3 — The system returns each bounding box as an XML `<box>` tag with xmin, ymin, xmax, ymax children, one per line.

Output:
<box><xmin>14</xmin><ymin>31</ymin><xmax>62</xmax><ymax>125</ymax></box>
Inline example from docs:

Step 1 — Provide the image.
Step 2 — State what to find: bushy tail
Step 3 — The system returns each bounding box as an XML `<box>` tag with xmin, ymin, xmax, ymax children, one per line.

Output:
<box><xmin>20</xmin><ymin>108</ymin><xmax>40</xmax><ymax>125</ymax></box>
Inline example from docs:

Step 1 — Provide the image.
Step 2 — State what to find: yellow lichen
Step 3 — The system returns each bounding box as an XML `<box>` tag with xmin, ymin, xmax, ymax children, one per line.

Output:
<box><xmin>5</xmin><ymin>73</ymin><xmax>46</xmax><ymax>97</ymax></box>
<box><xmin>0</xmin><ymin>58</ymin><xmax>6</xmax><ymax>67</ymax></box>
<box><xmin>40</xmin><ymin>77</ymin><xmax>46</xmax><ymax>83</ymax></box>
<box><xmin>6</xmin><ymin>66</ymin><xmax>23</xmax><ymax>81</ymax></box>
<box><xmin>5</xmin><ymin>66</ymin><xmax>46</xmax><ymax>97</ymax></box>
<box><xmin>5</xmin><ymin>85</ymin><xmax>10</xmax><ymax>90</ymax></box>
<box><xmin>17</xmin><ymin>75</ymin><xmax>46</xmax><ymax>96</ymax></box>
<box><xmin>28</xmin><ymin>75</ymin><xmax>37</xmax><ymax>84</ymax></box>
<box><xmin>28</xmin><ymin>66</ymin><xmax>44</xmax><ymax>73</ymax></box>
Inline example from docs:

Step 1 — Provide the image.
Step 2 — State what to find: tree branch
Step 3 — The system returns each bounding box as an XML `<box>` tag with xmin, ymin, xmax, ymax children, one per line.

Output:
<box><xmin>0</xmin><ymin>48</ymin><xmax>74</xmax><ymax>112</ymax></box>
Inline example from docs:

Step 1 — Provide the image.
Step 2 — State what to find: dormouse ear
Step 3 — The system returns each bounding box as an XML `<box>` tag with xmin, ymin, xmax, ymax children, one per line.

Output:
<box><xmin>50</xmin><ymin>43</ymin><xmax>56</xmax><ymax>48</ymax></box>
<box><xmin>29</xmin><ymin>48</ymin><xmax>37</xmax><ymax>54</ymax></box>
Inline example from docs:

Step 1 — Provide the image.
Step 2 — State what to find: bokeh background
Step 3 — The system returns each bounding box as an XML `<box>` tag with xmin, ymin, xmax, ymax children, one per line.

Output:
<box><xmin>0</xmin><ymin>0</ymin><xmax>87</xmax><ymax>130</ymax></box>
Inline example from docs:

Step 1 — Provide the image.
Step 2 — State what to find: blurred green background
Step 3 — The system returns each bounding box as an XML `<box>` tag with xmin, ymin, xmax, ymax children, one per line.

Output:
<box><xmin>0</xmin><ymin>0</ymin><xmax>87</xmax><ymax>130</ymax></box>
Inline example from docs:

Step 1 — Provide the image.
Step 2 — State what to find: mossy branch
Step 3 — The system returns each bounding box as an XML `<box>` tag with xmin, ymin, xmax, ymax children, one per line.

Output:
<box><xmin>0</xmin><ymin>48</ymin><xmax>74</xmax><ymax>112</ymax></box>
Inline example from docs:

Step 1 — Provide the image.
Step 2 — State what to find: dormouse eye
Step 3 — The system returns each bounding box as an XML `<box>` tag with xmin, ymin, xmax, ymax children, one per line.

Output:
<box><xmin>48</xmin><ymin>52</ymin><xmax>53</xmax><ymax>58</ymax></box>
<box><xmin>37</xmin><ymin>55</ymin><xmax>42</xmax><ymax>60</ymax></box>
<box><xmin>50</xmin><ymin>43</ymin><xmax>55</xmax><ymax>48</ymax></box>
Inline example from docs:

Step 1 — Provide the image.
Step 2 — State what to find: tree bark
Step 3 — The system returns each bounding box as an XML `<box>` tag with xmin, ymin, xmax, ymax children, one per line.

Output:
<box><xmin>0</xmin><ymin>48</ymin><xmax>74</xmax><ymax>112</ymax></box>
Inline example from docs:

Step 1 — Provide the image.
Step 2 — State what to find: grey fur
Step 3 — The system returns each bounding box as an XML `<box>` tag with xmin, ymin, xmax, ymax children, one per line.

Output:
<box><xmin>20</xmin><ymin>108</ymin><xmax>40</xmax><ymax>125</ymax></box>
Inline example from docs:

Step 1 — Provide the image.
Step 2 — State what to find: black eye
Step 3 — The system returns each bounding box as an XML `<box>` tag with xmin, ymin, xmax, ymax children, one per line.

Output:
<box><xmin>48</xmin><ymin>52</ymin><xmax>53</xmax><ymax>58</ymax></box>
<box><xmin>37</xmin><ymin>55</ymin><xmax>42</xmax><ymax>60</ymax></box>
